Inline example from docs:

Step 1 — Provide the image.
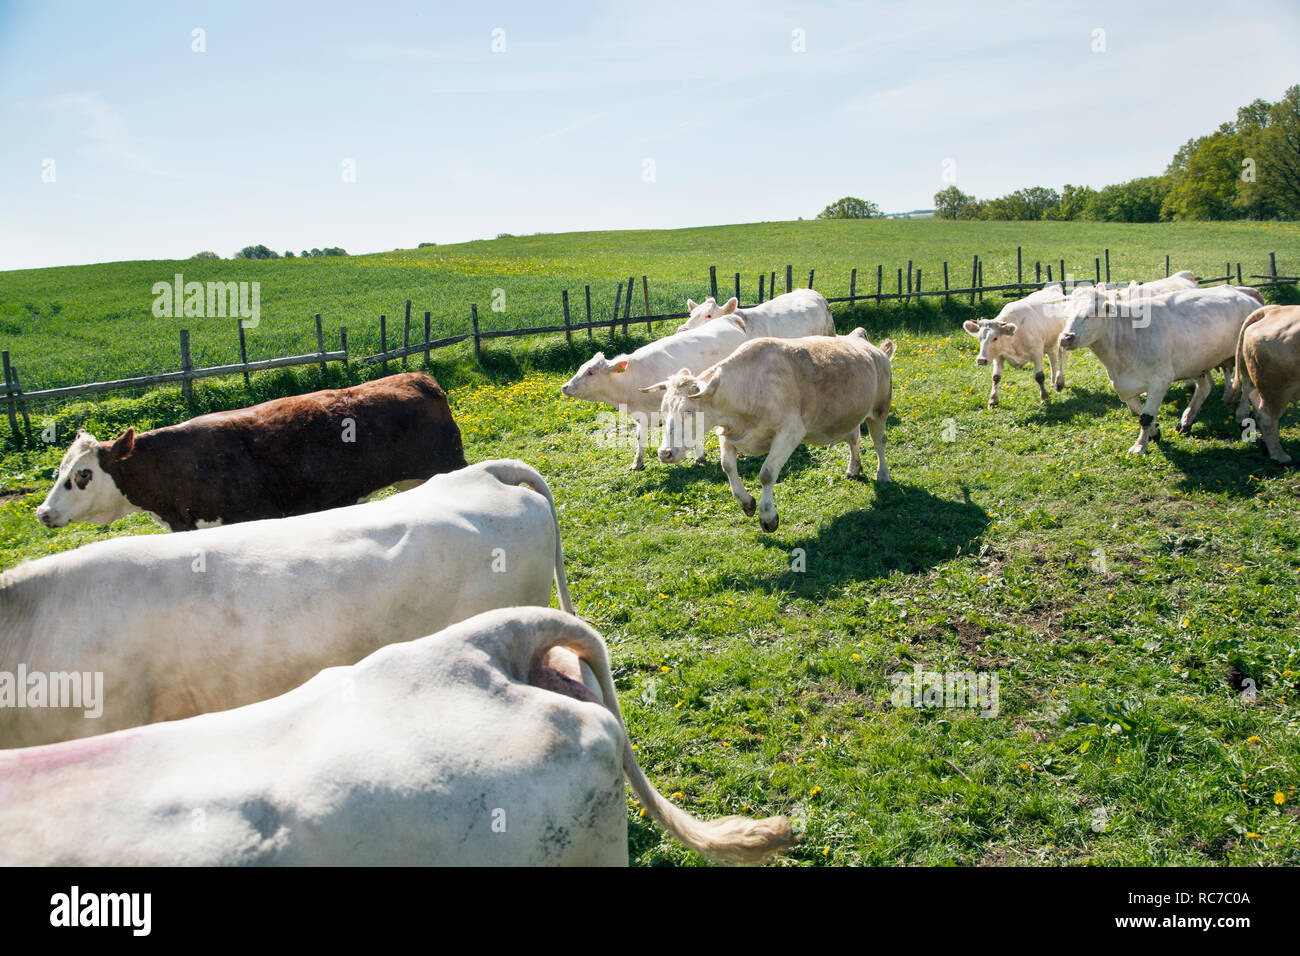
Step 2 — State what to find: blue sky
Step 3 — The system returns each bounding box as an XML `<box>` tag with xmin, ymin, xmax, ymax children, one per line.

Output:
<box><xmin>2</xmin><ymin>0</ymin><xmax>1297</xmax><ymax>269</ymax></box>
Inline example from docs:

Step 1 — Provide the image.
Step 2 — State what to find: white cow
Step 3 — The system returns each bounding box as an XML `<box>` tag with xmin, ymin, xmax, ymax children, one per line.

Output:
<box><xmin>0</xmin><ymin>459</ymin><xmax>576</xmax><ymax>748</ymax></box>
<box><xmin>963</xmin><ymin>273</ymin><xmax>1200</xmax><ymax>409</ymax></box>
<box><xmin>1057</xmin><ymin>285</ymin><xmax>1262</xmax><ymax>453</ymax></box>
<box><xmin>677</xmin><ymin>289</ymin><xmax>836</xmax><ymax>338</ymax></box>
<box><xmin>643</xmin><ymin>329</ymin><xmax>895</xmax><ymax>532</ymax></box>
<box><xmin>0</xmin><ymin>607</ymin><xmax>791</xmax><ymax>865</ymax></box>
<box><xmin>560</xmin><ymin>321</ymin><xmax>750</xmax><ymax>469</ymax></box>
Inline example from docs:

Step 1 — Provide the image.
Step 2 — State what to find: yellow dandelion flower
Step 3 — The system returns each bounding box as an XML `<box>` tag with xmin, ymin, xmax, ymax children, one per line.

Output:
<box><xmin>810</xmin><ymin>786</ymin><xmax>822</xmax><ymax>797</ymax></box>
<box><xmin>1275</xmin><ymin>792</ymin><xmax>1287</xmax><ymax>806</ymax></box>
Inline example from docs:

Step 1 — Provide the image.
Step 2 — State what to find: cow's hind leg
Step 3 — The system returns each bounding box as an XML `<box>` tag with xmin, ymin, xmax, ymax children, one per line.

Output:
<box><xmin>1257</xmin><ymin>402</ymin><xmax>1294</xmax><ymax>464</ymax></box>
<box><xmin>845</xmin><ymin>426</ymin><xmax>862</xmax><ymax>479</ymax></box>
<box><xmin>1177</xmin><ymin>373</ymin><xmax>1214</xmax><ymax>435</ymax></box>
<box><xmin>719</xmin><ymin>435</ymin><xmax>756</xmax><ymax>517</ymax></box>
<box><xmin>865</xmin><ymin>414</ymin><xmax>889</xmax><ymax>482</ymax></box>
<box><xmin>755</xmin><ymin>429</ymin><xmax>802</xmax><ymax>533</ymax></box>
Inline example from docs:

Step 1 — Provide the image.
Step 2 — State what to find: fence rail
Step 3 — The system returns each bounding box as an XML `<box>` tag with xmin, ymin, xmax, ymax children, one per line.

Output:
<box><xmin>3</xmin><ymin>248</ymin><xmax>1295</xmax><ymax>444</ymax></box>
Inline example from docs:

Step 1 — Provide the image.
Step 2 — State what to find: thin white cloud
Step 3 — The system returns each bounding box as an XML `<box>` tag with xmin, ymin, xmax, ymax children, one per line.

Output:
<box><xmin>44</xmin><ymin>92</ymin><xmax>173</xmax><ymax>178</ymax></box>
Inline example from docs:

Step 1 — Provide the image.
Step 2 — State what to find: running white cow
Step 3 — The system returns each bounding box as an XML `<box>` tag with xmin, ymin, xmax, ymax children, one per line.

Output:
<box><xmin>0</xmin><ymin>459</ymin><xmax>576</xmax><ymax>748</ymax></box>
<box><xmin>560</xmin><ymin>321</ymin><xmax>749</xmax><ymax>469</ymax></box>
<box><xmin>677</xmin><ymin>289</ymin><xmax>835</xmax><ymax>338</ymax></box>
<box><xmin>963</xmin><ymin>273</ymin><xmax>1199</xmax><ymax>409</ymax></box>
<box><xmin>0</xmin><ymin>607</ymin><xmax>791</xmax><ymax>865</ymax></box>
<box><xmin>643</xmin><ymin>329</ymin><xmax>895</xmax><ymax>532</ymax></box>
<box><xmin>1057</xmin><ymin>285</ymin><xmax>1262</xmax><ymax>453</ymax></box>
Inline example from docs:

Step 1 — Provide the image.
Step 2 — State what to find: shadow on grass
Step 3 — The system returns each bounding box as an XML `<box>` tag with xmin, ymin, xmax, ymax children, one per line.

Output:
<box><xmin>1160</xmin><ymin>435</ymin><xmax>1291</xmax><ymax>498</ymax></box>
<box><xmin>633</xmin><ymin>444</ymin><xmax>823</xmax><ymax>493</ymax></box>
<box><xmin>1029</xmin><ymin>384</ymin><xmax>1121</xmax><ymax>424</ymax></box>
<box><xmin>734</xmin><ymin>481</ymin><xmax>990</xmax><ymax>596</ymax></box>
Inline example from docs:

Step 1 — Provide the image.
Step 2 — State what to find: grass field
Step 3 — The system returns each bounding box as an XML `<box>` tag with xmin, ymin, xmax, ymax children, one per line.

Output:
<box><xmin>3</xmin><ymin>218</ymin><xmax>1299</xmax><ymax>393</ymax></box>
<box><xmin>1</xmin><ymin>221</ymin><xmax>1299</xmax><ymax>865</ymax></box>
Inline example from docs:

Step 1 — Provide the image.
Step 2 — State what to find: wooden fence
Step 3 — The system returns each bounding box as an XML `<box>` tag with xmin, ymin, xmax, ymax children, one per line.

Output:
<box><xmin>4</xmin><ymin>248</ymin><xmax>1295</xmax><ymax>443</ymax></box>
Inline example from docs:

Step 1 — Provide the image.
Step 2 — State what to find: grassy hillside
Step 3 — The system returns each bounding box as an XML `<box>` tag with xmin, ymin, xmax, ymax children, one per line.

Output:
<box><xmin>3</xmin><ymin>219</ymin><xmax>1298</xmax><ymax>393</ymax></box>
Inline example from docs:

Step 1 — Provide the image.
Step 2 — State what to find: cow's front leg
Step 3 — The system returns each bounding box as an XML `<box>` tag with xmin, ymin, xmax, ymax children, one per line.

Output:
<box><xmin>1177</xmin><ymin>373</ymin><xmax>1214</xmax><ymax>435</ymax></box>
<box><xmin>1033</xmin><ymin>356</ymin><xmax>1050</xmax><ymax>403</ymax></box>
<box><xmin>988</xmin><ymin>357</ymin><xmax>1003</xmax><ymax>409</ymax></box>
<box><xmin>1130</xmin><ymin>381</ymin><xmax>1170</xmax><ymax>454</ymax></box>
<box><xmin>719</xmin><ymin>435</ymin><xmax>755</xmax><ymax>516</ymax></box>
<box><xmin>755</xmin><ymin>429</ymin><xmax>802</xmax><ymax>533</ymax></box>
<box><xmin>630</xmin><ymin>413</ymin><xmax>648</xmax><ymax>470</ymax></box>
<box><xmin>845</xmin><ymin>426</ymin><xmax>862</xmax><ymax>479</ymax></box>
<box><xmin>865</xmin><ymin>414</ymin><xmax>890</xmax><ymax>482</ymax></box>
<box><xmin>1049</xmin><ymin>346</ymin><xmax>1066</xmax><ymax>392</ymax></box>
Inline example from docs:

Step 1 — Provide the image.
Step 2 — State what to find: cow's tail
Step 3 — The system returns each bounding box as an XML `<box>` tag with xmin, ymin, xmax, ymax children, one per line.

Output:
<box><xmin>513</xmin><ymin>609</ymin><xmax>791</xmax><ymax>865</ymax></box>
<box><xmin>1227</xmin><ymin>307</ymin><xmax>1268</xmax><ymax>405</ymax></box>
<box><xmin>478</xmin><ymin>459</ymin><xmax>573</xmax><ymax>615</ymax></box>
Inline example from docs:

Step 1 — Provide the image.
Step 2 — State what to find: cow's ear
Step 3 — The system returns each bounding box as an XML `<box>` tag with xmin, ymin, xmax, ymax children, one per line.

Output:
<box><xmin>721</xmin><ymin>297</ymin><xmax>738</xmax><ymax>315</ymax></box>
<box><xmin>731</xmin><ymin>316</ymin><xmax>746</xmax><ymax>332</ymax></box>
<box><xmin>1000</xmin><ymin>323</ymin><xmax>1017</xmax><ymax>336</ymax></box>
<box><xmin>108</xmin><ymin>427</ymin><xmax>135</xmax><ymax>461</ymax></box>
<box><xmin>638</xmin><ymin>381</ymin><xmax>669</xmax><ymax>393</ymax></box>
<box><xmin>696</xmin><ymin>370</ymin><xmax>721</xmax><ymax>399</ymax></box>
<box><xmin>611</xmin><ymin>359</ymin><xmax>628</xmax><ymax>373</ymax></box>
<box><xmin>962</xmin><ymin>320</ymin><xmax>980</xmax><ymax>335</ymax></box>
<box><xmin>686</xmin><ymin>299</ymin><xmax>697</xmax><ymax>311</ymax></box>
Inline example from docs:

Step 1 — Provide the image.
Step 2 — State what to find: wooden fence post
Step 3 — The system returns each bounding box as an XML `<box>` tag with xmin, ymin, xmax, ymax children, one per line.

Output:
<box><xmin>758</xmin><ymin>273</ymin><xmax>765</xmax><ymax>303</ymax></box>
<box><xmin>380</xmin><ymin>315</ymin><xmax>388</xmax><ymax>374</ymax></box>
<box><xmin>1036</xmin><ymin>262</ymin><xmax>1042</xmax><ymax>283</ymax></box>
<box><xmin>237</xmin><ymin>319</ymin><xmax>250</xmax><ymax>387</ymax></box>
<box><xmin>876</xmin><ymin>265</ymin><xmax>882</xmax><ymax>307</ymax></box>
<box><xmin>179</xmin><ymin>330</ymin><xmax>193</xmax><ymax>404</ymax></box>
<box><xmin>978</xmin><ymin>261</ymin><xmax>984</xmax><ymax>302</ymax></box>
<box><xmin>709</xmin><ymin>266</ymin><xmax>718</xmax><ymax>300</ymax></box>
<box><xmin>316</xmin><ymin>313</ymin><xmax>327</xmax><ymax>370</ymax></box>
<box><xmin>643</xmin><ymin>276</ymin><xmax>651</xmax><ymax>334</ymax></box>
<box><xmin>623</xmin><ymin>276</ymin><xmax>633</xmax><ymax>334</ymax></box>
<box><xmin>423</xmin><ymin>311</ymin><xmax>432</xmax><ymax>365</ymax></box>
<box><xmin>969</xmin><ymin>255</ymin><xmax>978</xmax><ymax>305</ymax></box>
<box><xmin>1046</xmin><ymin>264</ymin><xmax>1053</xmax><ymax>283</ymax></box>
<box><xmin>585</xmin><ymin>285</ymin><xmax>593</xmax><ymax>339</ymax></box>
<box><xmin>402</xmin><ymin>299</ymin><xmax>412</xmax><ymax>369</ymax></box>
<box><xmin>1017</xmin><ymin>246</ymin><xmax>1023</xmax><ymax>291</ymax></box>
<box><xmin>562</xmin><ymin>290</ymin><xmax>572</xmax><ymax>344</ymax></box>
<box><xmin>611</xmin><ymin>283</ymin><xmax>623</xmax><ymax>340</ymax></box>
<box><xmin>471</xmin><ymin>304</ymin><xmax>481</xmax><ymax>363</ymax></box>
<box><xmin>1059</xmin><ymin>259</ymin><xmax>1066</xmax><ymax>287</ymax></box>
<box><xmin>1271</xmin><ymin>252</ymin><xmax>1278</xmax><ymax>283</ymax></box>
<box><xmin>1095</xmin><ymin>258</ymin><xmax>1101</xmax><ymax>284</ymax></box>
<box><xmin>897</xmin><ymin>268</ymin><xmax>903</xmax><ymax>301</ymax></box>
<box><xmin>807</xmin><ymin>269</ymin><xmax>815</xmax><ymax>289</ymax></box>
<box><xmin>770</xmin><ymin>271</ymin><xmax>776</xmax><ymax>300</ymax></box>
<box><xmin>1104</xmin><ymin>249</ymin><xmax>1110</xmax><ymax>283</ymax></box>
<box><xmin>916</xmin><ymin>268</ymin><xmax>922</xmax><ymax>298</ymax></box>
<box><xmin>849</xmin><ymin>268</ymin><xmax>857</xmax><ymax>306</ymax></box>
<box><xmin>785</xmin><ymin>264</ymin><xmax>792</xmax><ymax>294</ymax></box>
<box><xmin>734</xmin><ymin>272</ymin><xmax>740</xmax><ymax>303</ymax></box>
<box><xmin>1165</xmin><ymin>254</ymin><xmax>1170</xmax><ymax>277</ymax></box>
<box><xmin>906</xmin><ymin>260</ymin><xmax>912</xmax><ymax>304</ymax></box>
<box><xmin>2</xmin><ymin>351</ymin><xmax>19</xmax><ymax>440</ymax></box>
<box><xmin>9</xmin><ymin>366</ymin><xmax>30</xmax><ymax>440</ymax></box>
<box><xmin>943</xmin><ymin>261</ymin><xmax>950</xmax><ymax>301</ymax></box>
<box><xmin>340</xmin><ymin>327</ymin><xmax>348</xmax><ymax>364</ymax></box>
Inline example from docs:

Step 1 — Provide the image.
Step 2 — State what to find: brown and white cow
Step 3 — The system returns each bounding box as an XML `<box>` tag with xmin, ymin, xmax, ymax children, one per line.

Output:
<box><xmin>1226</xmin><ymin>305</ymin><xmax>1300</xmax><ymax>464</ymax></box>
<box><xmin>35</xmin><ymin>372</ymin><xmax>467</xmax><ymax>531</ymax></box>
<box><xmin>643</xmin><ymin>330</ymin><xmax>894</xmax><ymax>532</ymax></box>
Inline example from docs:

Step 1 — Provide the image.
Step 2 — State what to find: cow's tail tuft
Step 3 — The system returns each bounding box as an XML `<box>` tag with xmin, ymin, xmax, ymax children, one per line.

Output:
<box><xmin>477</xmin><ymin>459</ymin><xmax>573</xmax><ymax>614</ymax></box>
<box><xmin>516</xmin><ymin>610</ymin><xmax>791</xmax><ymax>865</ymax></box>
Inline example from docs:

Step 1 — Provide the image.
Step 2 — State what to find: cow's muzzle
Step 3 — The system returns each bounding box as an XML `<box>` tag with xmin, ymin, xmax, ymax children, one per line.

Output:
<box><xmin>975</xmin><ymin>357</ymin><xmax>989</xmax><ymax>366</ymax></box>
<box><xmin>35</xmin><ymin>506</ymin><xmax>58</xmax><ymax>528</ymax></box>
<box><xmin>1058</xmin><ymin>333</ymin><xmax>1078</xmax><ymax>350</ymax></box>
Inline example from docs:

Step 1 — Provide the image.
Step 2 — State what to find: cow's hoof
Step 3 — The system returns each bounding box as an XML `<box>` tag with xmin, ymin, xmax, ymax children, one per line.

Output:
<box><xmin>759</xmin><ymin>515</ymin><xmax>779</xmax><ymax>533</ymax></box>
<box><xmin>987</xmin><ymin>401</ymin><xmax>998</xmax><ymax>410</ymax></box>
<box><xmin>630</xmin><ymin>461</ymin><xmax>645</xmax><ymax>472</ymax></box>
<box><xmin>1055</xmin><ymin>382</ymin><xmax>1064</xmax><ymax>392</ymax></box>
<box><xmin>845</xmin><ymin>468</ymin><xmax>861</xmax><ymax>480</ymax></box>
<box><xmin>1176</xmin><ymin>422</ymin><xmax>1192</xmax><ymax>436</ymax></box>
<box><xmin>741</xmin><ymin>499</ymin><xmax>756</xmax><ymax>517</ymax></box>
<box><xmin>1126</xmin><ymin>443</ymin><xmax>1147</xmax><ymax>455</ymax></box>
<box><xmin>876</xmin><ymin>470</ymin><xmax>890</xmax><ymax>483</ymax></box>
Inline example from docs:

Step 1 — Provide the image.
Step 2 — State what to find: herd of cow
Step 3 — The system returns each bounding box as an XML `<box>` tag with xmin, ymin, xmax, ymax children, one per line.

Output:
<box><xmin>1</xmin><ymin>277</ymin><xmax>1297</xmax><ymax>866</ymax></box>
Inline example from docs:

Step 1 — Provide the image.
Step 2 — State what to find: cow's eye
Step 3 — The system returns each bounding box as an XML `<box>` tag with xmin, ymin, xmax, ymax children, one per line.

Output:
<box><xmin>63</xmin><ymin>479</ymin><xmax>71</xmax><ymax>490</ymax></box>
<box><xmin>74</xmin><ymin>469</ymin><xmax>93</xmax><ymax>489</ymax></box>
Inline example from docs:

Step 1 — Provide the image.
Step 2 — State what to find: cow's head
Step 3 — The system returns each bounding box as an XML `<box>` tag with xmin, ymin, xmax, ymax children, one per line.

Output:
<box><xmin>962</xmin><ymin>318</ymin><xmax>1018</xmax><ymax>365</ymax></box>
<box><xmin>1058</xmin><ymin>285</ymin><xmax>1117</xmax><ymax>351</ymax></box>
<box><xmin>35</xmin><ymin>429</ymin><xmax>136</xmax><ymax>528</ymax></box>
<box><xmin>676</xmin><ymin>296</ymin><xmax>740</xmax><ymax>333</ymax></box>
<box><xmin>640</xmin><ymin>367</ymin><xmax>718</xmax><ymax>464</ymax></box>
<box><xmin>560</xmin><ymin>351</ymin><xmax>629</xmax><ymax>401</ymax></box>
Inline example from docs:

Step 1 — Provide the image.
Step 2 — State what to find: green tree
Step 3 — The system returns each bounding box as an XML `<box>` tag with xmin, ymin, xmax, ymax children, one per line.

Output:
<box><xmin>235</xmin><ymin>244</ymin><xmax>279</xmax><ymax>260</ymax></box>
<box><xmin>816</xmin><ymin>196</ymin><xmax>882</xmax><ymax>219</ymax></box>
<box><xmin>1047</xmin><ymin>184</ymin><xmax>1098</xmax><ymax>220</ymax></box>
<box><xmin>1237</xmin><ymin>85</ymin><xmax>1300</xmax><ymax>219</ymax></box>
<box><xmin>1084</xmin><ymin>176</ymin><xmax>1169</xmax><ymax>222</ymax></box>
<box><xmin>932</xmin><ymin>186</ymin><xmax>974</xmax><ymax>220</ymax></box>
<box><xmin>1161</xmin><ymin>125</ymin><xmax>1245</xmax><ymax>220</ymax></box>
